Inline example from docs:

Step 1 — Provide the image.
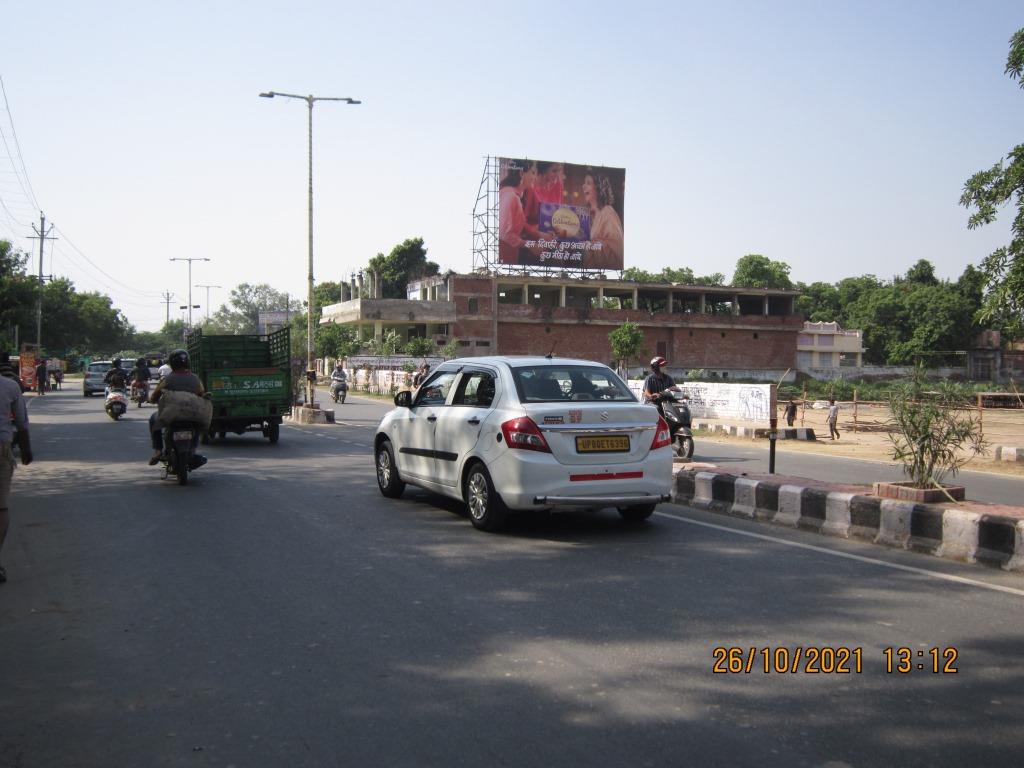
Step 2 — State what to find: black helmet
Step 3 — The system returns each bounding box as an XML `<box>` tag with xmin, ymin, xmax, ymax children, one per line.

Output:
<box><xmin>651</xmin><ymin>356</ymin><xmax>667</xmax><ymax>369</ymax></box>
<box><xmin>136</xmin><ymin>357</ymin><xmax>146</xmax><ymax>367</ymax></box>
<box><xmin>112</xmin><ymin>357</ymin><xmax>122</xmax><ymax>367</ymax></box>
<box><xmin>169</xmin><ymin>349</ymin><xmax>190</xmax><ymax>371</ymax></box>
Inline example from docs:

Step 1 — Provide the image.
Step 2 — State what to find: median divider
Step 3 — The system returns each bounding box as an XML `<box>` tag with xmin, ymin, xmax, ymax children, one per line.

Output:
<box><xmin>673</xmin><ymin>467</ymin><xmax>1024</xmax><ymax>572</ymax></box>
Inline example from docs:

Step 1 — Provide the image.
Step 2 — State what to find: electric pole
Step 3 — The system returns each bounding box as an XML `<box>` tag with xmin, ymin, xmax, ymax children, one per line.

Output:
<box><xmin>161</xmin><ymin>291</ymin><xmax>175</xmax><ymax>325</ymax></box>
<box><xmin>28</xmin><ymin>211</ymin><xmax>56</xmax><ymax>351</ymax></box>
<box><xmin>195</xmin><ymin>284</ymin><xmax>222</xmax><ymax>321</ymax></box>
<box><xmin>169</xmin><ymin>257</ymin><xmax>210</xmax><ymax>328</ymax></box>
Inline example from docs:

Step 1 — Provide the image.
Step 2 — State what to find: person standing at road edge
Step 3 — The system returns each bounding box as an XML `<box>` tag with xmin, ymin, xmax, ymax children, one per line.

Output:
<box><xmin>828</xmin><ymin>399</ymin><xmax>840</xmax><ymax>440</ymax></box>
<box><xmin>785</xmin><ymin>398</ymin><xmax>798</xmax><ymax>427</ymax></box>
<box><xmin>0</xmin><ymin>351</ymin><xmax>34</xmax><ymax>584</ymax></box>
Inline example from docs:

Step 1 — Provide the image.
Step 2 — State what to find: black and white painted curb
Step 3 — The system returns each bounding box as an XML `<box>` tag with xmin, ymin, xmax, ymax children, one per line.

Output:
<box><xmin>674</xmin><ymin>469</ymin><xmax>1024</xmax><ymax>572</ymax></box>
<box><xmin>995</xmin><ymin>446</ymin><xmax>1024</xmax><ymax>463</ymax></box>
<box><xmin>691</xmin><ymin>421</ymin><xmax>816</xmax><ymax>440</ymax></box>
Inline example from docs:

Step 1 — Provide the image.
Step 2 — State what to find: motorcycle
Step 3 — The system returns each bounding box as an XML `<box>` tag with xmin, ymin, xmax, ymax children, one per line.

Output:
<box><xmin>330</xmin><ymin>376</ymin><xmax>348</xmax><ymax>404</ymax></box>
<box><xmin>653</xmin><ymin>388</ymin><xmax>694</xmax><ymax>460</ymax></box>
<box><xmin>104</xmin><ymin>387</ymin><xmax>128</xmax><ymax>421</ymax></box>
<box><xmin>159</xmin><ymin>421</ymin><xmax>207</xmax><ymax>486</ymax></box>
<box><xmin>130</xmin><ymin>380</ymin><xmax>149</xmax><ymax>408</ymax></box>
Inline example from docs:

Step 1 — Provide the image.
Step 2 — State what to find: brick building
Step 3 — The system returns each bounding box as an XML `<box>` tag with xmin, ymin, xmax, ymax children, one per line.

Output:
<box><xmin>320</xmin><ymin>272</ymin><xmax>802</xmax><ymax>378</ymax></box>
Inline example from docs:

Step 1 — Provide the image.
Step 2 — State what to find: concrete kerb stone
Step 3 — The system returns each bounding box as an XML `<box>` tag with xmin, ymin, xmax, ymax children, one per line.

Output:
<box><xmin>995</xmin><ymin>446</ymin><xmax>1024</xmax><ymax>462</ymax></box>
<box><xmin>823</xmin><ymin>492</ymin><xmax>856</xmax><ymax>538</ymax></box>
<box><xmin>775</xmin><ymin>485</ymin><xmax>804</xmax><ymax>527</ymax></box>
<box><xmin>876</xmin><ymin>499</ymin><xmax>914</xmax><ymax>549</ymax></box>
<box><xmin>692</xmin><ymin>472</ymin><xmax>718</xmax><ymax>510</ymax></box>
<box><xmin>1005</xmin><ymin>521</ymin><xmax>1024</xmax><ymax>571</ymax></box>
<box><xmin>731</xmin><ymin>478</ymin><xmax>759</xmax><ymax>519</ymax></box>
<box><xmin>937</xmin><ymin>508</ymin><xmax>982</xmax><ymax>563</ymax></box>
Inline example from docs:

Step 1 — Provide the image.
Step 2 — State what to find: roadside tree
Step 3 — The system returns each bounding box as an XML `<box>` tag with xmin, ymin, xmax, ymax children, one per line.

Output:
<box><xmin>960</xmin><ymin>27</ymin><xmax>1024</xmax><ymax>339</ymax></box>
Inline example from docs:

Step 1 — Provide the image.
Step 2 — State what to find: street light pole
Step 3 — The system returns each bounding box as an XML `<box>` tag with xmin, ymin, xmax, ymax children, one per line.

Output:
<box><xmin>259</xmin><ymin>90</ymin><xmax>360</xmax><ymax>407</ymax></box>
<box><xmin>169</xmin><ymin>257</ymin><xmax>210</xmax><ymax>327</ymax></box>
<box><xmin>196</xmin><ymin>284</ymin><xmax>222</xmax><ymax>321</ymax></box>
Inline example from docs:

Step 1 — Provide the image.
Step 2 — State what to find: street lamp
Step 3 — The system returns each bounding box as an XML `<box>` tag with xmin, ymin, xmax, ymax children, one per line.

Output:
<box><xmin>259</xmin><ymin>90</ymin><xmax>361</xmax><ymax>407</ymax></box>
<box><xmin>169</xmin><ymin>257</ymin><xmax>210</xmax><ymax>328</ymax></box>
<box><xmin>195</xmin><ymin>284</ymin><xmax>222</xmax><ymax>321</ymax></box>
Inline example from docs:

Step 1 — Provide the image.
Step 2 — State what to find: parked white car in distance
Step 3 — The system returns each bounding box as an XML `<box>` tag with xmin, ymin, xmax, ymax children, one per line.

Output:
<box><xmin>374</xmin><ymin>356</ymin><xmax>674</xmax><ymax>531</ymax></box>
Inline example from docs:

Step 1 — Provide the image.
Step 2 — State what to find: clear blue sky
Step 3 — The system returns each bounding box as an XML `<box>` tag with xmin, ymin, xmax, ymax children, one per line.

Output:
<box><xmin>2</xmin><ymin>1</ymin><xmax>1021</xmax><ymax>331</ymax></box>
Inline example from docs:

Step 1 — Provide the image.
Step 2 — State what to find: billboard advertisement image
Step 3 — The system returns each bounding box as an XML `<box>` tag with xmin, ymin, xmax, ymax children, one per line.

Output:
<box><xmin>498</xmin><ymin>158</ymin><xmax>625</xmax><ymax>270</ymax></box>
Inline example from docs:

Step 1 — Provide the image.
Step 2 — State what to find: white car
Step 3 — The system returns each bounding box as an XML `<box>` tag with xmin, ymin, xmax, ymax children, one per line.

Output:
<box><xmin>374</xmin><ymin>356</ymin><xmax>674</xmax><ymax>531</ymax></box>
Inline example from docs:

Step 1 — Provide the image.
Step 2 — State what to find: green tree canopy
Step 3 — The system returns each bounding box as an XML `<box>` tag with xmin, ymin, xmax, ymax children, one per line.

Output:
<box><xmin>365</xmin><ymin>238</ymin><xmax>439</xmax><ymax>299</ymax></box>
<box><xmin>960</xmin><ymin>27</ymin><xmax>1024</xmax><ymax>339</ymax></box>
<box><xmin>608</xmin><ymin>320</ymin><xmax>643</xmax><ymax>371</ymax></box>
<box><xmin>0</xmin><ymin>239</ymin><xmax>36</xmax><ymax>350</ymax></box>
<box><xmin>620</xmin><ymin>266</ymin><xmax>726</xmax><ymax>286</ymax></box>
<box><xmin>206</xmin><ymin>283</ymin><xmax>302</xmax><ymax>334</ymax></box>
<box><xmin>731</xmin><ymin>254</ymin><xmax>794</xmax><ymax>290</ymax></box>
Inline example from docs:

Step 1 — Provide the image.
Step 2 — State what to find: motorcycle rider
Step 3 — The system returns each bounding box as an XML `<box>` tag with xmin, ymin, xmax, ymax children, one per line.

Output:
<box><xmin>329</xmin><ymin>361</ymin><xmax>348</xmax><ymax>399</ymax></box>
<box><xmin>642</xmin><ymin>356</ymin><xmax>676</xmax><ymax>405</ymax></box>
<box><xmin>147</xmin><ymin>349</ymin><xmax>206</xmax><ymax>467</ymax></box>
<box><xmin>131</xmin><ymin>357</ymin><xmax>151</xmax><ymax>401</ymax></box>
<box><xmin>103</xmin><ymin>357</ymin><xmax>129</xmax><ymax>392</ymax></box>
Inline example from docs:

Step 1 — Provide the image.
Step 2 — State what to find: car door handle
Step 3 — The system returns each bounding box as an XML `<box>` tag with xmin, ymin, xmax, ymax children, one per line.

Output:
<box><xmin>467</xmin><ymin>417</ymin><xmax>480</xmax><ymax>425</ymax></box>
<box><xmin>427</xmin><ymin>415</ymin><xmax>437</xmax><ymax>422</ymax></box>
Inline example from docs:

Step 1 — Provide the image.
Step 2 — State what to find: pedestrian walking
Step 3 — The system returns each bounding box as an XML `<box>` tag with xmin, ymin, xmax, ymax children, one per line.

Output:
<box><xmin>34</xmin><ymin>360</ymin><xmax>47</xmax><ymax>396</ymax></box>
<box><xmin>1</xmin><ymin>351</ymin><xmax>34</xmax><ymax>584</ymax></box>
<box><xmin>784</xmin><ymin>399</ymin><xmax>797</xmax><ymax>427</ymax></box>
<box><xmin>827</xmin><ymin>399</ymin><xmax>840</xmax><ymax>440</ymax></box>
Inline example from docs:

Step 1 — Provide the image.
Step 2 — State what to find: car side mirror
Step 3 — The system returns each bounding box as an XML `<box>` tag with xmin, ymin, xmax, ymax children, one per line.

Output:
<box><xmin>394</xmin><ymin>390</ymin><xmax>412</xmax><ymax>408</ymax></box>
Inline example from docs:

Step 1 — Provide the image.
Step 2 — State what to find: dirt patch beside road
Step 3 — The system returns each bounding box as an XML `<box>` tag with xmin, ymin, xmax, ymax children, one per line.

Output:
<box><xmin>698</xmin><ymin>401</ymin><xmax>1024</xmax><ymax>479</ymax></box>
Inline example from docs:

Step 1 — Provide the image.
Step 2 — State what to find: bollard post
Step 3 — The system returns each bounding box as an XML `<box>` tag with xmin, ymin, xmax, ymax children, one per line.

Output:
<box><xmin>769</xmin><ymin>416</ymin><xmax>777</xmax><ymax>474</ymax></box>
<box><xmin>853</xmin><ymin>388</ymin><xmax>859</xmax><ymax>434</ymax></box>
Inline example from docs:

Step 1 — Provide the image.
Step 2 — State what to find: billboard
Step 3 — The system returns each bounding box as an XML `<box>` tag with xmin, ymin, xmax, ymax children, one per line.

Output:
<box><xmin>497</xmin><ymin>158</ymin><xmax>625</xmax><ymax>271</ymax></box>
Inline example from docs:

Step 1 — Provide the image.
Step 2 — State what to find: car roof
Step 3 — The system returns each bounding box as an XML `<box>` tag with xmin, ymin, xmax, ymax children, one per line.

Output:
<box><xmin>439</xmin><ymin>356</ymin><xmax>610</xmax><ymax>369</ymax></box>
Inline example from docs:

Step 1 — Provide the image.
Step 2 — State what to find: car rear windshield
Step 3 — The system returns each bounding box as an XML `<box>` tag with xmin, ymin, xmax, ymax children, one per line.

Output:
<box><xmin>512</xmin><ymin>365</ymin><xmax>635</xmax><ymax>402</ymax></box>
<box><xmin>88</xmin><ymin>363</ymin><xmax>112</xmax><ymax>373</ymax></box>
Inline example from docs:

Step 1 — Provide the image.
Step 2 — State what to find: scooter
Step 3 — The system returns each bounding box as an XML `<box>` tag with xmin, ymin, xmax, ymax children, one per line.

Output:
<box><xmin>105</xmin><ymin>387</ymin><xmax>128</xmax><ymax>420</ymax></box>
<box><xmin>330</xmin><ymin>377</ymin><xmax>348</xmax><ymax>404</ymax></box>
<box><xmin>130</xmin><ymin>380</ymin><xmax>149</xmax><ymax>408</ymax></box>
<box><xmin>159</xmin><ymin>421</ymin><xmax>207</xmax><ymax>486</ymax></box>
<box><xmin>654</xmin><ymin>388</ymin><xmax>694</xmax><ymax>460</ymax></box>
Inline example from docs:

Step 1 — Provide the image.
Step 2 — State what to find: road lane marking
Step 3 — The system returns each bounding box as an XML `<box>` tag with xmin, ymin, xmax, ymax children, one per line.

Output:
<box><xmin>657</xmin><ymin>508</ymin><xmax>1024</xmax><ymax>598</ymax></box>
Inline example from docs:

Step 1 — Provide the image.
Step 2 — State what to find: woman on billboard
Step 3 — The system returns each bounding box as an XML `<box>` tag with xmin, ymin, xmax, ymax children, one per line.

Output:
<box><xmin>583</xmin><ymin>169</ymin><xmax>624</xmax><ymax>268</ymax></box>
<box><xmin>499</xmin><ymin>159</ymin><xmax>543</xmax><ymax>263</ymax></box>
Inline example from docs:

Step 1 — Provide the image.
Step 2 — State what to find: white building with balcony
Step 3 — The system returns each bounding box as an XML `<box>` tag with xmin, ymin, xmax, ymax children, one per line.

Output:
<box><xmin>796</xmin><ymin>321</ymin><xmax>864</xmax><ymax>371</ymax></box>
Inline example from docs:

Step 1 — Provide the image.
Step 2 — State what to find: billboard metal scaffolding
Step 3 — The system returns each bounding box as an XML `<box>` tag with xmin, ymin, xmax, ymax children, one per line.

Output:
<box><xmin>472</xmin><ymin>156</ymin><xmax>619</xmax><ymax>279</ymax></box>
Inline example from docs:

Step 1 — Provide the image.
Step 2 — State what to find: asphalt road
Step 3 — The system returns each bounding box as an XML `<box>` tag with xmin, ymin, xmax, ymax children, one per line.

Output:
<box><xmin>690</xmin><ymin>436</ymin><xmax>1024</xmax><ymax>506</ymax></box>
<box><xmin>1</xmin><ymin>388</ymin><xmax>1022</xmax><ymax>767</ymax></box>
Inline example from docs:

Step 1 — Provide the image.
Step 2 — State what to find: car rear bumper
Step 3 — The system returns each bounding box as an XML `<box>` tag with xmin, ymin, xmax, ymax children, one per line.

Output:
<box><xmin>533</xmin><ymin>493</ymin><xmax>671</xmax><ymax>507</ymax></box>
<box><xmin>486</xmin><ymin>447</ymin><xmax>674</xmax><ymax>511</ymax></box>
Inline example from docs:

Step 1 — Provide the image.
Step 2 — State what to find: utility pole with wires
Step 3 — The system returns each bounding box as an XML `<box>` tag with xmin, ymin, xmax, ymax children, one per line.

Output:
<box><xmin>161</xmin><ymin>291</ymin><xmax>175</xmax><ymax>325</ymax></box>
<box><xmin>195</xmin><ymin>284</ymin><xmax>221</xmax><ymax>321</ymax></box>
<box><xmin>28</xmin><ymin>211</ymin><xmax>56</xmax><ymax>350</ymax></box>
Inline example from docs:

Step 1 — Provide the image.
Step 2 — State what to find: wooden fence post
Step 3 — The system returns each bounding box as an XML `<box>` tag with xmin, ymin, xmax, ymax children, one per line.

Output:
<box><xmin>853</xmin><ymin>388</ymin><xmax>859</xmax><ymax>434</ymax></box>
<box><xmin>977</xmin><ymin>393</ymin><xmax>983</xmax><ymax>441</ymax></box>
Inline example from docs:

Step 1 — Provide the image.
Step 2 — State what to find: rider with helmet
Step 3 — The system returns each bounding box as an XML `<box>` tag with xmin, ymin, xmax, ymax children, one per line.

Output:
<box><xmin>147</xmin><ymin>349</ymin><xmax>206</xmax><ymax>465</ymax></box>
<box><xmin>131</xmin><ymin>357</ymin><xmax>151</xmax><ymax>399</ymax></box>
<box><xmin>643</xmin><ymin>357</ymin><xmax>675</xmax><ymax>404</ymax></box>
<box><xmin>103</xmin><ymin>357</ymin><xmax>129</xmax><ymax>390</ymax></box>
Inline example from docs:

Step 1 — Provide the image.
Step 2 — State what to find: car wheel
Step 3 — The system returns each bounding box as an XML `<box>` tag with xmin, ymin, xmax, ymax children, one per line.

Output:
<box><xmin>464</xmin><ymin>462</ymin><xmax>508</xmax><ymax>532</ymax></box>
<box><xmin>618</xmin><ymin>503</ymin><xmax>656</xmax><ymax>522</ymax></box>
<box><xmin>376</xmin><ymin>440</ymin><xmax>405</xmax><ymax>498</ymax></box>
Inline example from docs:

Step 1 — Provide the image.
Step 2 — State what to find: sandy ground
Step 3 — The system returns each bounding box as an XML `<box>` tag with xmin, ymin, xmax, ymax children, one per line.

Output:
<box><xmin>699</xmin><ymin>401</ymin><xmax>1024</xmax><ymax>479</ymax></box>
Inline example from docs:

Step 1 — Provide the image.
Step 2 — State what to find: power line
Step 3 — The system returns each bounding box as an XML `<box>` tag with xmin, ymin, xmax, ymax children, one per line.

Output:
<box><xmin>0</xmin><ymin>78</ymin><xmax>38</xmax><ymax>211</ymax></box>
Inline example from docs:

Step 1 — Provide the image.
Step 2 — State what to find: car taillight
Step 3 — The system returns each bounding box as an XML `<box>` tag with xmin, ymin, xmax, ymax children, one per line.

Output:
<box><xmin>650</xmin><ymin>416</ymin><xmax>672</xmax><ymax>450</ymax></box>
<box><xmin>501</xmin><ymin>416</ymin><xmax>552</xmax><ymax>453</ymax></box>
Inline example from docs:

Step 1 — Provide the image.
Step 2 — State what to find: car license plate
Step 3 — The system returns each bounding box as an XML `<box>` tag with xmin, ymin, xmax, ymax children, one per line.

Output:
<box><xmin>172</xmin><ymin>430</ymin><xmax>194</xmax><ymax>441</ymax></box>
<box><xmin>576</xmin><ymin>435</ymin><xmax>629</xmax><ymax>453</ymax></box>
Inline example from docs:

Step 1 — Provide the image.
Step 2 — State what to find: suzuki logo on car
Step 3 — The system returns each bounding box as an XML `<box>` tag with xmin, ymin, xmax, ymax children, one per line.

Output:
<box><xmin>601</xmin><ymin>411</ymin><xmax>609</xmax><ymax>422</ymax></box>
